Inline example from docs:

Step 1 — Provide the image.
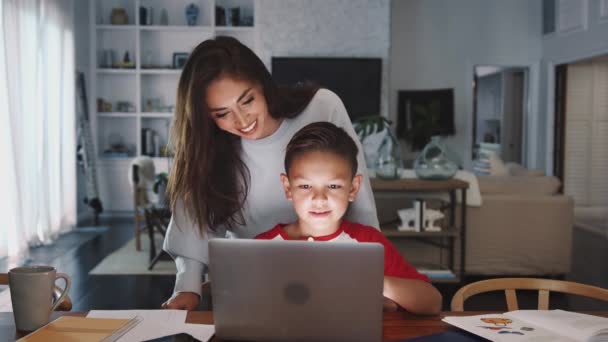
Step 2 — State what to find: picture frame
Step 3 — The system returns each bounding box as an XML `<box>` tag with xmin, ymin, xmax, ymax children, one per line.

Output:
<box><xmin>172</xmin><ymin>53</ymin><xmax>189</xmax><ymax>69</ymax></box>
<box><xmin>397</xmin><ymin>88</ymin><xmax>455</xmax><ymax>150</ymax></box>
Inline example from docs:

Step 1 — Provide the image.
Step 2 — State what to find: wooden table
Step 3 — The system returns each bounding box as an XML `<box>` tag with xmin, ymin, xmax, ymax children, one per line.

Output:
<box><xmin>3</xmin><ymin>311</ymin><xmax>607</xmax><ymax>341</ymax></box>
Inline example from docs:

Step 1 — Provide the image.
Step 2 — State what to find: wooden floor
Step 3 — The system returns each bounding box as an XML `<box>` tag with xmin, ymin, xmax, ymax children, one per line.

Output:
<box><xmin>0</xmin><ymin>217</ymin><xmax>175</xmax><ymax>311</ymax></box>
<box><xmin>1</xmin><ymin>217</ymin><xmax>607</xmax><ymax>312</ymax></box>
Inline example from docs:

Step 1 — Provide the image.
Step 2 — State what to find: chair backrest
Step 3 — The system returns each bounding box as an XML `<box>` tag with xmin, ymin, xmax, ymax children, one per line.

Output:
<box><xmin>130</xmin><ymin>159</ymin><xmax>155</xmax><ymax>251</ymax></box>
<box><xmin>130</xmin><ymin>157</ymin><xmax>156</xmax><ymax>209</ymax></box>
<box><xmin>451</xmin><ymin>277</ymin><xmax>608</xmax><ymax>312</ymax></box>
<box><xmin>0</xmin><ymin>273</ymin><xmax>73</xmax><ymax>311</ymax></box>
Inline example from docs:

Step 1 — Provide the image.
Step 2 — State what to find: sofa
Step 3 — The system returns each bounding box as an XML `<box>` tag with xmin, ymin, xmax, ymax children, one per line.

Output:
<box><xmin>459</xmin><ymin>165</ymin><xmax>574</xmax><ymax>276</ymax></box>
<box><xmin>373</xmin><ymin>165</ymin><xmax>574</xmax><ymax>277</ymax></box>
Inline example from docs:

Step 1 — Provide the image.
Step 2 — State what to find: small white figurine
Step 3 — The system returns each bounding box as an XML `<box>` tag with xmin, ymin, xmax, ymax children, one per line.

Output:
<box><xmin>397</xmin><ymin>201</ymin><xmax>444</xmax><ymax>232</ymax></box>
<box><xmin>422</xmin><ymin>208</ymin><xmax>444</xmax><ymax>232</ymax></box>
<box><xmin>397</xmin><ymin>208</ymin><xmax>420</xmax><ymax>231</ymax></box>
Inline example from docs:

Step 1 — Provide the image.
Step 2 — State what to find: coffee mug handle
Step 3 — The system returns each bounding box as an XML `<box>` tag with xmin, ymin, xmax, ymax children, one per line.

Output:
<box><xmin>50</xmin><ymin>273</ymin><xmax>71</xmax><ymax>311</ymax></box>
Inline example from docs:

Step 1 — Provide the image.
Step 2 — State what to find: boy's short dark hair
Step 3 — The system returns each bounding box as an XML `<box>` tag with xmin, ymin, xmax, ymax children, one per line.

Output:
<box><xmin>285</xmin><ymin>122</ymin><xmax>358</xmax><ymax>177</ymax></box>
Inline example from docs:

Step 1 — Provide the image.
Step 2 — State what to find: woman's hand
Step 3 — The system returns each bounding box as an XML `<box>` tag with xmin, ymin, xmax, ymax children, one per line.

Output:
<box><xmin>161</xmin><ymin>292</ymin><xmax>200</xmax><ymax>310</ymax></box>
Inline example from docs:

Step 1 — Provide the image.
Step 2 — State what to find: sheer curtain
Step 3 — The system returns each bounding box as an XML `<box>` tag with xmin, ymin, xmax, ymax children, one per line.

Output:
<box><xmin>0</xmin><ymin>0</ymin><xmax>76</xmax><ymax>262</ymax></box>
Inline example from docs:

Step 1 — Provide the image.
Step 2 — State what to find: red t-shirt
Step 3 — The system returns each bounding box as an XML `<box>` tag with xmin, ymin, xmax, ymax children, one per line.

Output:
<box><xmin>255</xmin><ymin>220</ymin><xmax>429</xmax><ymax>282</ymax></box>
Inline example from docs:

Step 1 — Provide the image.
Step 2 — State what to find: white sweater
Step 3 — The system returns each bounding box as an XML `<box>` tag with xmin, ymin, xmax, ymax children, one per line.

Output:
<box><xmin>163</xmin><ymin>89</ymin><xmax>379</xmax><ymax>295</ymax></box>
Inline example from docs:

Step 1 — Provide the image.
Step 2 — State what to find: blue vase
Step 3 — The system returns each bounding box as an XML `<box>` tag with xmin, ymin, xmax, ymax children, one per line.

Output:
<box><xmin>414</xmin><ymin>136</ymin><xmax>458</xmax><ymax>180</ymax></box>
<box><xmin>185</xmin><ymin>3</ymin><xmax>199</xmax><ymax>26</ymax></box>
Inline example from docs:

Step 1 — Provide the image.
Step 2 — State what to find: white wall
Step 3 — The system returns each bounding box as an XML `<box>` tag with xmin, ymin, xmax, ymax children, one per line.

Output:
<box><xmin>258</xmin><ymin>0</ymin><xmax>390</xmax><ymax>117</ymax></box>
<box><xmin>390</xmin><ymin>0</ymin><xmax>543</xmax><ymax>166</ymax></box>
<box><xmin>543</xmin><ymin>0</ymin><xmax>608</xmax><ymax>62</ymax></box>
<box><xmin>539</xmin><ymin>0</ymin><xmax>608</xmax><ymax>174</ymax></box>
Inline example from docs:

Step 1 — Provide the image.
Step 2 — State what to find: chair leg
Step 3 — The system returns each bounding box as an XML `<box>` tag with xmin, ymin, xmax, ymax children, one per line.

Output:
<box><xmin>146</xmin><ymin>212</ymin><xmax>157</xmax><ymax>263</ymax></box>
<box><xmin>134</xmin><ymin>211</ymin><xmax>141</xmax><ymax>251</ymax></box>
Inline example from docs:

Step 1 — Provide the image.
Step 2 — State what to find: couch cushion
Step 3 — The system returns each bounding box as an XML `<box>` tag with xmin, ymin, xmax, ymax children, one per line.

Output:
<box><xmin>478</xmin><ymin>175</ymin><xmax>561</xmax><ymax>195</ymax></box>
<box><xmin>505</xmin><ymin>162</ymin><xmax>545</xmax><ymax>177</ymax></box>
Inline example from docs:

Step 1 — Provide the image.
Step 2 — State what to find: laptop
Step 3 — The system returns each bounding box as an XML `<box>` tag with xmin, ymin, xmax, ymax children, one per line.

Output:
<box><xmin>209</xmin><ymin>239</ymin><xmax>384</xmax><ymax>342</ymax></box>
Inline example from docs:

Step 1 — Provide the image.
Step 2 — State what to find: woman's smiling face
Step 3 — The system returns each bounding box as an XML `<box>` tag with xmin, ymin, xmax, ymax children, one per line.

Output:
<box><xmin>206</xmin><ymin>76</ymin><xmax>281</xmax><ymax>140</ymax></box>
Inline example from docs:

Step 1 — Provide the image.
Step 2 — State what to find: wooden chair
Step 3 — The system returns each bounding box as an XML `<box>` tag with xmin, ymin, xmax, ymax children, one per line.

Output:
<box><xmin>131</xmin><ymin>162</ymin><xmax>157</xmax><ymax>251</ymax></box>
<box><xmin>0</xmin><ymin>273</ymin><xmax>72</xmax><ymax>311</ymax></box>
<box><xmin>451</xmin><ymin>277</ymin><xmax>608</xmax><ymax>311</ymax></box>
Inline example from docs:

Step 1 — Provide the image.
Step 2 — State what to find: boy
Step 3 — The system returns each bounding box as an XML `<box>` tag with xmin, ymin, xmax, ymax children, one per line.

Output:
<box><xmin>255</xmin><ymin>122</ymin><xmax>442</xmax><ymax>315</ymax></box>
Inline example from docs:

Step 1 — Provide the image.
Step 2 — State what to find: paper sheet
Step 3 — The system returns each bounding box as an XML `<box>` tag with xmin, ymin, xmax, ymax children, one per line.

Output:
<box><xmin>87</xmin><ymin>309</ymin><xmax>214</xmax><ymax>342</ymax></box>
<box><xmin>182</xmin><ymin>323</ymin><xmax>216</xmax><ymax>341</ymax></box>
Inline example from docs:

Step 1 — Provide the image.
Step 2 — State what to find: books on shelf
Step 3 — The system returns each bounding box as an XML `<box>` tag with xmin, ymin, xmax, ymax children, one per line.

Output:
<box><xmin>18</xmin><ymin>316</ymin><xmax>141</xmax><ymax>342</ymax></box>
<box><xmin>141</xmin><ymin>128</ymin><xmax>164</xmax><ymax>157</ymax></box>
<box><xmin>418</xmin><ymin>269</ymin><xmax>456</xmax><ymax>280</ymax></box>
<box><xmin>443</xmin><ymin>310</ymin><xmax>608</xmax><ymax>342</ymax></box>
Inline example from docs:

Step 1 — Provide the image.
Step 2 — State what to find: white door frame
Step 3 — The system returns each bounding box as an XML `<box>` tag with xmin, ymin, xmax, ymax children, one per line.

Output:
<box><xmin>469</xmin><ymin>64</ymin><xmax>534</xmax><ymax>167</ymax></box>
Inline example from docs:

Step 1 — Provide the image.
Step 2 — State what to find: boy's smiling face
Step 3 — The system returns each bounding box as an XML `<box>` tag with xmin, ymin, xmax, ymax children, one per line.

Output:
<box><xmin>281</xmin><ymin>150</ymin><xmax>362</xmax><ymax>236</ymax></box>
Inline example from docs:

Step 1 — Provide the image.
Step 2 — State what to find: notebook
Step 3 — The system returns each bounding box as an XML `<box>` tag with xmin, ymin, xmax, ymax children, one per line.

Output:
<box><xmin>18</xmin><ymin>315</ymin><xmax>141</xmax><ymax>342</ymax></box>
<box><xmin>209</xmin><ymin>239</ymin><xmax>385</xmax><ymax>342</ymax></box>
<box><xmin>443</xmin><ymin>310</ymin><xmax>608</xmax><ymax>342</ymax></box>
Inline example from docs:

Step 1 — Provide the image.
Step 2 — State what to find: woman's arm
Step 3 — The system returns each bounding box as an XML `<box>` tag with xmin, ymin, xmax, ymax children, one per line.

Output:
<box><xmin>162</xmin><ymin>200</ymin><xmax>225</xmax><ymax>309</ymax></box>
<box><xmin>383</xmin><ymin>276</ymin><xmax>442</xmax><ymax>315</ymax></box>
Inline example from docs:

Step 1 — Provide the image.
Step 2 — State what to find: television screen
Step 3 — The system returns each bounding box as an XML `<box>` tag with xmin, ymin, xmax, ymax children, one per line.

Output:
<box><xmin>271</xmin><ymin>57</ymin><xmax>382</xmax><ymax>121</ymax></box>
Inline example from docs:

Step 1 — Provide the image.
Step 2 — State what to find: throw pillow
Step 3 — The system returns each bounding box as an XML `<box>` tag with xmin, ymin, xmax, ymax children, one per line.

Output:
<box><xmin>473</xmin><ymin>149</ymin><xmax>507</xmax><ymax>176</ymax></box>
<box><xmin>487</xmin><ymin>151</ymin><xmax>508</xmax><ymax>176</ymax></box>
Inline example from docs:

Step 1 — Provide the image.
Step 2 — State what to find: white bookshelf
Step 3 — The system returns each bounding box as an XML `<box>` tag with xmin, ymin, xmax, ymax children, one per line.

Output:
<box><xmin>89</xmin><ymin>0</ymin><xmax>258</xmax><ymax>211</ymax></box>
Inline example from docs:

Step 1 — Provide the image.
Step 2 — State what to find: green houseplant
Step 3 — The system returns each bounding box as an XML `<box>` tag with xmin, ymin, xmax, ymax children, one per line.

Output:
<box><xmin>353</xmin><ymin>116</ymin><xmax>402</xmax><ymax>179</ymax></box>
<box><xmin>153</xmin><ymin>172</ymin><xmax>168</xmax><ymax>206</ymax></box>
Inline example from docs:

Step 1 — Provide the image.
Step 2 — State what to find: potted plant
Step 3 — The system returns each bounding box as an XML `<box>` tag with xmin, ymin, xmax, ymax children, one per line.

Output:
<box><xmin>353</xmin><ymin>116</ymin><xmax>402</xmax><ymax>179</ymax></box>
<box><xmin>153</xmin><ymin>172</ymin><xmax>168</xmax><ymax>206</ymax></box>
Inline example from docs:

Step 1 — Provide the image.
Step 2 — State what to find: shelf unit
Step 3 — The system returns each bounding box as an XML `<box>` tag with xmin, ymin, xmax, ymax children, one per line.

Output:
<box><xmin>371</xmin><ymin>178</ymin><xmax>469</xmax><ymax>283</ymax></box>
<box><xmin>89</xmin><ymin>0</ymin><xmax>258</xmax><ymax>211</ymax></box>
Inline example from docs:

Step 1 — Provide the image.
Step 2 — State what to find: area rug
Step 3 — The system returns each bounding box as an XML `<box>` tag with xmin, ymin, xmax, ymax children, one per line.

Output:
<box><xmin>89</xmin><ymin>235</ymin><xmax>176</xmax><ymax>275</ymax></box>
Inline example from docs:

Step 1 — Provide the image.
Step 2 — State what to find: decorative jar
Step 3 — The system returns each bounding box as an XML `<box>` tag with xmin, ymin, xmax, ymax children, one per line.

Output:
<box><xmin>185</xmin><ymin>3</ymin><xmax>199</xmax><ymax>26</ymax></box>
<box><xmin>414</xmin><ymin>136</ymin><xmax>458</xmax><ymax>180</ymax></box>
<box><xmin>110</xmin><ymin>8</ymin><xmax>128</xmax><ymax>25</ymax></box>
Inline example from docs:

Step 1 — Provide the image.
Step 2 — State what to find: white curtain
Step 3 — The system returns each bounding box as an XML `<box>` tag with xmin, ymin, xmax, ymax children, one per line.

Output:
<box><xmin>0</xmin><ymin>0</ymin><xmax>76</xmax><ymax>262</ymax></box>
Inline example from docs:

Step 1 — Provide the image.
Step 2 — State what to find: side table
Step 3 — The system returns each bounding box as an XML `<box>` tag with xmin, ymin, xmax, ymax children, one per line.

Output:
<box><xmin>371</xmin><ymin>178</ymin><xmax>469</xmax><ymax>282</ymax></box>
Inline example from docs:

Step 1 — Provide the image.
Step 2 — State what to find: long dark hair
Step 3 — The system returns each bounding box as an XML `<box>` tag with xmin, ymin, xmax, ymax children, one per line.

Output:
<box><xmin>168</xmin><ymin>36</ymin><xmax>318</xmax><ymax>235</ymax></box>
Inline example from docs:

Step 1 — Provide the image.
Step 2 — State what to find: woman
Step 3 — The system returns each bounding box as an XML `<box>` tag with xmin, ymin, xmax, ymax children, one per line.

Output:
<box><xmin>162</xmin><ymin>36</ymin><xmax>379</xmax><ymax>310</ymax></box>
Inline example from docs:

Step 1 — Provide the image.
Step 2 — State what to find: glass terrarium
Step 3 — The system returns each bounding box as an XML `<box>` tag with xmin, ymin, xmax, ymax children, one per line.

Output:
<box><xmin>414</xmin><ymin>136</ymin><xmax>458</xmax><ymax>180</ymax></box>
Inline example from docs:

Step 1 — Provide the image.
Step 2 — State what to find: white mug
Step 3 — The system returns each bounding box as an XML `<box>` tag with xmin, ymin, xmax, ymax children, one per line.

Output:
<box><xmin>9</xmin><ymin>266</ymin><xmax>71</xmax><ymax>332</ymax></box>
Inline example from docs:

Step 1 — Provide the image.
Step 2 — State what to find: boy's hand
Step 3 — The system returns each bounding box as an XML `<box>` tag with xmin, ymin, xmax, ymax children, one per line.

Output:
<box><xmin>161</xmin><ymin>292</ymin><xmax>200</xmax><ymax>310</ymax></box>
<box><xmin>383</xmin><ymin>296</ymin><xmax>399</xmax><ymax>312</ymax></box>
